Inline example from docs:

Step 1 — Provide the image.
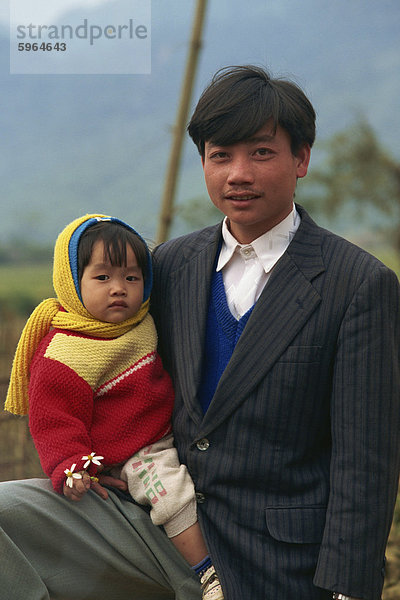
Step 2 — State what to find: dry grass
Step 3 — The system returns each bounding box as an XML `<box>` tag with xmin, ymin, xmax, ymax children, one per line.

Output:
<box><xmin>385</xmin><ymin>529</ymin><xmax>400</xmax><ymax>599</ymax></box>
<box><xmin>0</xmin><ymin>382</ymin><xmax>44</xmax><ymax>481</ymax></box>
<box><xmin>0</xmin><ymin>316</ymin><xmax>45</xmax><ymax>481</ymax></box>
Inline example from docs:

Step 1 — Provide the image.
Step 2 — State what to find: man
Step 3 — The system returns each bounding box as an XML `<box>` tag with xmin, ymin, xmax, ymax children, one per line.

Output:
<box><xmin>150</xmin><ymin>66</ymin><xmax>400</xmax><ymax>599</ymax></box>
<box><xmin>0</xmin><ymin>65</ymin><xmax>399</xmax><ymax>600</ymax></box>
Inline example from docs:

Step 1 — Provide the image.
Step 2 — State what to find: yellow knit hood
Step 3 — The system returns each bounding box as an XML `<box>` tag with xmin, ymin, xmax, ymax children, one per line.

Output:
<box><xmin>5</xmin><ymin>214</ymin><xmax>152</xmax><ymax>415</ymax></box>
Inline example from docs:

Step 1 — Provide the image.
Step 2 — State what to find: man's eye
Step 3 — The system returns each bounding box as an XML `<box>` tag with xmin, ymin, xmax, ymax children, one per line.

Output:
<box><xmin>255</xmin><ymin>147</ymin><xmax>273</xmax><ymax>157</ymax></box>
<box><xmin>210</xmin><ymin>151</ymin><xmax>228</xmax><ymax>160</ymax></box>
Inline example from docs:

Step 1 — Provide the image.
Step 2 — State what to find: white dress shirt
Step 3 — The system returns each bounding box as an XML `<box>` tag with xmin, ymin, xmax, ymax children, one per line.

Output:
<box><xmin>217</xmin><ymin>205</ymin><xmax>301</xmax><ymax>320</ymax></box>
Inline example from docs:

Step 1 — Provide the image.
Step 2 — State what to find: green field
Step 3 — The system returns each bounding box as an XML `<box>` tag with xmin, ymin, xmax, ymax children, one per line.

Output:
<box><xmin>0</xmin><ymin>263</ymin><xmax>53</xmax><ymax>315</ymax></box>
<box><xmin>0</xmin><ymin>244</ymin><xmax>398</xmax><ymax>318</ymax></box>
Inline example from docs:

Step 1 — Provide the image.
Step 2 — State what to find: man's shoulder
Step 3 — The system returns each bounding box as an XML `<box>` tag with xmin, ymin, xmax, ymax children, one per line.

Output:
<box><xmin>297</xmin><ymin>205</ymin><xmax>391</xmax><ymax>270</ymax></box>
<box><xmin>153</xmin><ymin>223</ymin><xmax>221</xmax><ymax>269</ymax></box>
<box><xmin>157</xmin><ymin>223</ymin><xmax>221</xmax><ymax>250</ymax></box>
<box><xmin>290</xmin><ymin>206</ymin><xmax>400</xmax><ymax>299</ymax></box>
<box><xmin>318</xmin><ymin>224</ymin><xmax>390</xmax><ymax>272</ymax></box>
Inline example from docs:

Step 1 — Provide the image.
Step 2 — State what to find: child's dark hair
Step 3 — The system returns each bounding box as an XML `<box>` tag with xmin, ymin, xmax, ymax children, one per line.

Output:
<box><xmin>77</xmin><ymin>221</ymin><xmax>148</xmax><ymax>283</ymax></box>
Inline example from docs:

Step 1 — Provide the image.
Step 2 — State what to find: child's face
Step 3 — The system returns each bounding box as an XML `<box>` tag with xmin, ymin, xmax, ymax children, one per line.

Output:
<box><xmin>80</xmin><ymin>239</ymin><xmax>144</xmax><ymax>323</ymax></box>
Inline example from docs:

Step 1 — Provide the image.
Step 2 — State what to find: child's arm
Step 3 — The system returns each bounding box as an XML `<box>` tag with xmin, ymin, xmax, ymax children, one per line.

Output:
<box><xmin>29</xmin><ymin>353</ymin><xmax>100</xmax><ymax>494</ymax></box>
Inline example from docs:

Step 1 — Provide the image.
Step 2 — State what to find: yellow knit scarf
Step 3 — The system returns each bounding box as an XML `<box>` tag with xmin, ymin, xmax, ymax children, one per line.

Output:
<box><xmin>5</xmin><ymin>214</ymin><xmax>149</xmax><ymax>415</ymax></box>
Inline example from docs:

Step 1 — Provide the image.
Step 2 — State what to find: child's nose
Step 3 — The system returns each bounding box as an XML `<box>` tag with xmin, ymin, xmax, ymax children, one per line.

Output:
<box><xmin>110</xmin><ymin>280</ymin><xmax>127</xmax><ymax>295</ymax></box>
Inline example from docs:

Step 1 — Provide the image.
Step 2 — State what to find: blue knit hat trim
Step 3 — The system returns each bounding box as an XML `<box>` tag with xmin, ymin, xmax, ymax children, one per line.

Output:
<box><xmin>68</xmin><ymin>216</ymin><xmax>153</xmax><ymax>304</ymax></box>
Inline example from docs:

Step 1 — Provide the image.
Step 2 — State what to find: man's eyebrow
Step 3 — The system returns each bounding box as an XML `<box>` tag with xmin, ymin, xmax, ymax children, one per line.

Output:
<box><xmin>206</xmin><ymin>133</ymin><xmax>275</xmax><ymax>148</ymax></box>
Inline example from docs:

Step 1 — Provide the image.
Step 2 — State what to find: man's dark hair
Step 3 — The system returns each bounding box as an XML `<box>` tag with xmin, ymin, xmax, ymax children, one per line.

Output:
<box><xmin>188</xmin><ymin>65</ymin><xmax>316</xmax><ymax>158</ymax></box>
<box><xmin>77</xmin><ymin>221</ymin><xmax>148</xmax><ymax>283</ymax></box>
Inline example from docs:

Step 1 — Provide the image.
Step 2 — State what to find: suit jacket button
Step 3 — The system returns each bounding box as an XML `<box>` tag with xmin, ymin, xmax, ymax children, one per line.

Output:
<box><xmin>196</xmin><ymin>438</ymin><xmax>210</xmax><ymax>451</ymax></box>
<box><xmin>196</xmin><ymin>492</ymin><xmax>206</xmax><ymax>504</ymax></box>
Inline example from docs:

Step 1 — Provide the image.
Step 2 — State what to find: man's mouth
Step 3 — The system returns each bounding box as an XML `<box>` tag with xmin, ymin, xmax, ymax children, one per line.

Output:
<box><xmin>225</xmin><ymin>191</ymin><xmax>260</xmax><ymax>201</ymax></box>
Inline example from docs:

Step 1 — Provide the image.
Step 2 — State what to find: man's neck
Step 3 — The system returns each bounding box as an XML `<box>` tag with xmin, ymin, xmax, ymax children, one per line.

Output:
<box><xmin>226</xmin><ymin>205</ymin><xmax>295</xmax><ymax>244</ymax></box>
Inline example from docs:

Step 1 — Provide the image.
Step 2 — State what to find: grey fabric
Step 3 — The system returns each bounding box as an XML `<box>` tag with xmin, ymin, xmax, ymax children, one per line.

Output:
<box><xmin>151</xmin><ymin>205</ymin><xmax>400</xmax><ymax>600</ymax></box>
<box><xmin>0</xmin><ymin>478</ymin><xmax>201</xmax><ymax>600</ymax></box>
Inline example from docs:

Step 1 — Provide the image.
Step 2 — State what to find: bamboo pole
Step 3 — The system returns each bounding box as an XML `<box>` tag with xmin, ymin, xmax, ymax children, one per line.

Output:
<box><xmin>155</xmin><ymin>0</ymin><xmax>208</xmax><ymax>244</ymax></box>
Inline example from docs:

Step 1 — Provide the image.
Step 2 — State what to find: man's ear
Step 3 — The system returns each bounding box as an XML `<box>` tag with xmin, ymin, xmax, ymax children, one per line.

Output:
<box><xmin>295</xmin><ymin>144</ymin><xmax>311</xmax><ymax>179</ymax></box>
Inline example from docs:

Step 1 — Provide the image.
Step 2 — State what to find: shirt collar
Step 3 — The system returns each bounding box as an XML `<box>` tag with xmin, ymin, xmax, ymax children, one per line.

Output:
<box><xmin>216</xmin><ymin>205</ymin><xmax>300</xmax><ymax>273</ymax></box>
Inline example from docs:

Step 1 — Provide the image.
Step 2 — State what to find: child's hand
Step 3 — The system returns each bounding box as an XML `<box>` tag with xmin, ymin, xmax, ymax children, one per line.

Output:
<box><xmin>63</xmin><ymin>470</ymin><xmax>91</xmax><ymax>501</ymax></box>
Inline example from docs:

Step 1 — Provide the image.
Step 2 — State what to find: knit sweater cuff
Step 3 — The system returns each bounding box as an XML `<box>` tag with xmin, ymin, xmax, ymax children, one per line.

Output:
<box><xmin>51</xmin><ymin>452</ymin><xmax>102</xmax><ymax>494</ymax></box>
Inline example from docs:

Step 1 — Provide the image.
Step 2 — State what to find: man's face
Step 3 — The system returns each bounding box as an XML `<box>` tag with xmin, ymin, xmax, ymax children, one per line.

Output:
<box><xmin>202</xmin><ymin>122</ymin><xmax>311</xmax><ymax>244</ymax></box>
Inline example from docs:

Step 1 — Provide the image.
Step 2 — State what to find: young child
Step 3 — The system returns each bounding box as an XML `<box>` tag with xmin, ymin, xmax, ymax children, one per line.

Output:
<box><xmin>5</xmin><ymin>214</ymin><xmax>223</xmax><ymax>600</ymax></box>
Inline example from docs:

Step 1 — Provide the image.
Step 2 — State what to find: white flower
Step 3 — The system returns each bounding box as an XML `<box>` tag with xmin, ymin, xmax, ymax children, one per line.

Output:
<box><xmin>82</xmin><ymin>452</ymin><xmax>104</xmax><ymax>469</ymax></box>
<box><xmin>64</xmin><ymin>464</ymin><xmax>82</xmax><ymax>488</ymax></box>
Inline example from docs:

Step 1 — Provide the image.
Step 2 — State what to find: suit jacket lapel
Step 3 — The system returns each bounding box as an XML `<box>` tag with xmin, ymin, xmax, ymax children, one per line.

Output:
<box><xmin>200</xmin><ymin>208</ymin><xmax>326</xmax><ymax>432</ymax></box>
<box><xmin>170</xmin><ymin>224</ymin><xmax>221</xmax><ymax>425</ymax></box>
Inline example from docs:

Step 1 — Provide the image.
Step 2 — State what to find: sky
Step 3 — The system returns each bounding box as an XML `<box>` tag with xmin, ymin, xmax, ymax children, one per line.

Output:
<box><xmin>3</xmin><ymin>0</ymin><xmax>112</xmax><ymax>25</ymax></box>
<box><xmin>1</xmin><ymin>0</ymin><xmax>399</xmax><ymax>244</ymax></box>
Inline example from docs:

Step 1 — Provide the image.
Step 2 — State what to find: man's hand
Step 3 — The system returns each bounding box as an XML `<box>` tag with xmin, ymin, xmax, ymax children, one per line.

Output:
<box><xmin>92</xmin><ymin>472</ymin><xmax>129</xmax><ymax>500</ymax></box>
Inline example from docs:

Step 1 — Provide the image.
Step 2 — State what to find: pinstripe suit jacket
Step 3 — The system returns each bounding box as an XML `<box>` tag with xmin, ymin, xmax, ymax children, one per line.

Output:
<box><xmin>151</xmin><ymin>205</ymin><xmax>400</xmax><ymax>600</ymax></box>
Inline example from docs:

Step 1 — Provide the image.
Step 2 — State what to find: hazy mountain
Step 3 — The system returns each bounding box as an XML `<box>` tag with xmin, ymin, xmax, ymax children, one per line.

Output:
<box><xmin>1</xmin><ymin>0</ymin><xmax>399</xmax><ymax>244</ymax></box>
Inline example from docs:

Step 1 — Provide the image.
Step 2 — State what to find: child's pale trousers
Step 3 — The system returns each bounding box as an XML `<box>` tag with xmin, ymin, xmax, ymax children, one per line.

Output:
<box><xmin>118</xmin><ymin>432</ymin><xmax>197</xmax><ymax>538</ymax></box>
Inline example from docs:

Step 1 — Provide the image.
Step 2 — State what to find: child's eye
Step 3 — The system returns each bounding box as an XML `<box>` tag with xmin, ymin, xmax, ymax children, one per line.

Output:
<box><xmin>96</xmin><ymin>275</ymin><xmax>109</xmax><ymax>280</ymax></box>
<box><xmin>126</xmin><ymin>276</ymin><xmax>137</xmax><ymax>282</ymax></box>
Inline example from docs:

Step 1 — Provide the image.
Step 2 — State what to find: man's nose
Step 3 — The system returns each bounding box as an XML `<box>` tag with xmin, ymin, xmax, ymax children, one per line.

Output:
<box><xmin>226</xmin><ymin>155</ymin><xmax>255</xmax><ymax>185</ymax></box>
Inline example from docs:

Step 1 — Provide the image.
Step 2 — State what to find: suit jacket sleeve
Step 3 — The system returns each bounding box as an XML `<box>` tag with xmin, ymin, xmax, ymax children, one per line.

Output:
<box><xmin>314</xmin><ymin>264</ymin><xmax>400</xmax><ymax>599</ymax></box>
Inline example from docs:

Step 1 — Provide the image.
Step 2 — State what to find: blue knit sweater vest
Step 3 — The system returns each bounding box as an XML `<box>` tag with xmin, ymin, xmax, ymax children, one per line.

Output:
<box><xmin>198</xmin><ymin>269</ymin><xmax>254</xmax><ymax>414</ymax></box>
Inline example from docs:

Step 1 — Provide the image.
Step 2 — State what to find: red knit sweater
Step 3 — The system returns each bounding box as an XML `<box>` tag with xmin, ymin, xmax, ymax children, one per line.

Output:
<box><xmin>28</xmin><ymin>315</ymin><xmax>174</xmax><ymax>493</ymax></box>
